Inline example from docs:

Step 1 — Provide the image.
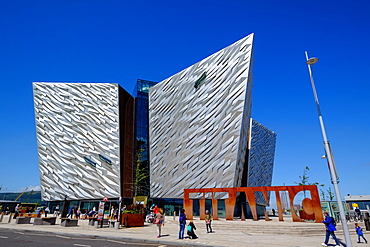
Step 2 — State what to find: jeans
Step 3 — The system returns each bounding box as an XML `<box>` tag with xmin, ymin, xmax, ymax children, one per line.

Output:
<box><xmin>358</xmin><ymin>234</ymin><xmax>367</xmax><ymax>243</ymax></box>
<box><xmin>179</xmin><ymin>224</ymin><xmax>185</xmax><ymax>239</ymax></box>
<box><xmin>325</xmin><ymin>230</ymin><xmax>340</xmax><ymax>245</ymax></box>
<box><xmin>157</xmin><ymin>224</ymin><xmax>162</xmax><ymax>237</ymax></box>
<box><xmin>206</xmin><ymin>223</ymin><xmax>212</xmax><ymax>232</ymax></box>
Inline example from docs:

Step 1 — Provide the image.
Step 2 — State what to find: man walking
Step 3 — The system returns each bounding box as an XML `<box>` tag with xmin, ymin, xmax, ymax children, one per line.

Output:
<box><xmin>321</xmin><ymin>211</ymin><xmax>341</xmax><ymax>247</ymax></box>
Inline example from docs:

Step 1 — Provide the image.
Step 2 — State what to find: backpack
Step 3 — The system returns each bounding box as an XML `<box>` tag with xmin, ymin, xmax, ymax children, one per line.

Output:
<box><xmin>187</xmin><ymin>224</ymin><xmax>192</xmax><ymax>231</ymax></box>
<box><xmin>330</xmin><ymin>217</ymin><xmax>336</xmax><ymax>226</ymax></box>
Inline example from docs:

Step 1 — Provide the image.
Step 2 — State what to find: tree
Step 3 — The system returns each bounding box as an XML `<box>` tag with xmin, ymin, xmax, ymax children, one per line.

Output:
<box><xmin>320</xmin><ymin>188</ymin><xmax>326</xmax><ymax>201</ymax></box>
<box><xmin>133</xmin><ymin>148</ymin><xmax>148</xmax><ymax>198</ymax></box>
<box><xmin>327</xmin><ymin>187</ymin><xmax>334</xmax><ymax>201</ymax></box>
<box><xmin>319</xmin><ymin>186</ymin><xmax>335</xmax><ymax>201</ymax></box>
<box><xmin>295</xmin><ymin>166</ymin><xmax>324</xmax><ymax>198</ymax></box>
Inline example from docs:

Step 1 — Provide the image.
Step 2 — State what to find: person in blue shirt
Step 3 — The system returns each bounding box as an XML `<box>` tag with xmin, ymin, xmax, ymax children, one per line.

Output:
<box><xmin>321</xmin><ymin>212</ymin><xmax>341</xmax><ymax>247</ymax></box>
<box><xmin>178</xmin><ymin>209</ymin><xmax>187</xmax><ymax>239</ymax></box>
<box><xmin>66</xmin><ymin>204</ymin><xmax>75</xmax><ymax>219</ymax></box>
<box><xmin>355</xmin><ymin>223</ymin><xmax>368</xmax><ymax>243</ymax></box>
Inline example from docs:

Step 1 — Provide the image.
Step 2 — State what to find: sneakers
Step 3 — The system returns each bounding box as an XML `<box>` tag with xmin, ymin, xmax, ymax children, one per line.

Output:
<box><xmin>157</xmin><ymin>236</ymin><xmax>161</xmax><ymax>238</ymax></box>
<box><xmin>321</xmin><ymin>243</ymin><xmax>328</xmax><ymax>247</ymax></box>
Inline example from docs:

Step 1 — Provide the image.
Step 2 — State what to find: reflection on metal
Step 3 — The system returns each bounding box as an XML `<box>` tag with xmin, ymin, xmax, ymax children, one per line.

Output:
<box><xmin>184</xmin><ymin>185</ymin><xmax>323</xmax><ymax>223</ymax></box>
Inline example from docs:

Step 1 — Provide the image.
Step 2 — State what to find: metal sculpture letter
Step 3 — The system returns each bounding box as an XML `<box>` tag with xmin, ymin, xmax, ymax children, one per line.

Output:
<box><xmin>183</xmin><ymin>185</ymin><xmax>323</xmax><ymax>223</ymax></box>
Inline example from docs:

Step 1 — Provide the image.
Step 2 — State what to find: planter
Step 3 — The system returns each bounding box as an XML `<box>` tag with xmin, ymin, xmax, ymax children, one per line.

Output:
<box><xmin>121</xmin><ymin>213</ymin><xmax>144</xmax><ymax>227</ymax></box>
<box><xmin>299</xmin><ymin>210</ymin><xmax>315</xmax><ymax>220</ymax></box>
<box><xmin>19</xmin><ymin>213</ymin><xmax>41</xmax><ymax>218</ymax></box>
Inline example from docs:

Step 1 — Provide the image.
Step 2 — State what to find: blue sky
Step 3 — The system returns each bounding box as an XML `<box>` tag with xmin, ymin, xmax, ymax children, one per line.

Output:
<box><xmin>0</xmin><ymin>0</ymin><xmax>369</xmax><ymax>200</ymax></box>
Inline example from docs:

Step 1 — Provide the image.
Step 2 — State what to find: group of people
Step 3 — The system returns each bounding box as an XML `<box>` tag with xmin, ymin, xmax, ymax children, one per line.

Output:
<box><xmin>179</xmin><ymin>209</ymin><xmax>213</xmax><ymax>239</ymax></box>
<box><xmin>321</xmin><ymin>211</ymin><xmax>367</xmax><ymax>246</ymax></box>
<box><xmin>66</xmin><ymin>204</ymin><xmax>83</xmax><ymax>219</ymax></box>
<box><xmin>150</xmin><ymin>206</ymin><xmax>213</xmax><ymax>239</ymax></box>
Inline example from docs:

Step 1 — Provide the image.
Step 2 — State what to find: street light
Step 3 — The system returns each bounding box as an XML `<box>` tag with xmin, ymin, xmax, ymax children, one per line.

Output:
<box><xmin>304</xmin><ymin>51</ymin><xmax>352</xmax><ymax>247</ymax></box>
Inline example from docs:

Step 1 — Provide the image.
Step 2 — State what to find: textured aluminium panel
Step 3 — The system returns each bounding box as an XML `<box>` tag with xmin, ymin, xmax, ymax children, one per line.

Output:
<box><xmin>33</xmin><ymin>83</ymin><xmax>121</xmax><ymax>201</ymax></box>
<box><xmin>248</xmin><ymin>119</ymin><xmax>277</xmax><ymax>205</ymax></box>
<box><xmin>149</xmin><ymin>34</ymin><xmax>254</xmax><ymax>198</ymax></box>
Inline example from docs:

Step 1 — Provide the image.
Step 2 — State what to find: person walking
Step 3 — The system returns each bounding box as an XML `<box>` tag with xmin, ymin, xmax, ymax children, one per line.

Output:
<box><xmin>44</xmin><ymin>206</ymin><xmax>50</xmax><ymax>217</ymax></box>
<box><xmin>205</xmin><ymin>210</ymin><xmax>213</xmax><ymax>233</ymax></box>
<box><xmin>66</xmin><ymin>204</ymin><xmax>75</xmax><ymax>219</ymax></box>
<box><xmin>187</xmin><ymin>220</ymin><xmax>198</xmax><ymax>239</ymax></box>
<box><xmin>154</xmin><ymin>208</ymin><xmax>165</xmax><ymax>238</ymax></box>
<box><xmin>13</xmin><ymin>204</ymin><xmax>21</xmax><ymax>219</ymax></box>
<box><xmin>321</xmin><ymin>211</ymin><xmax>341</xmax><ymax>247</ymax></box>
<box><xmin>54</xmin><ymin>205</ymin><xmax>60</xmax><ymax>216</ymax></box>
<box><xmin>178</xmin><ymin>209</ymin><xmax>187</xmax><ymax>239</ymax></box>
<box><xmin>355</xmin><ymin>223</ymin><xmax>368</xmax><ymax>243</ymax></box>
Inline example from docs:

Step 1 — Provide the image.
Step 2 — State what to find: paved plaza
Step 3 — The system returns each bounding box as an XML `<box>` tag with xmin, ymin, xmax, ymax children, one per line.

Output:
<box><xmin>0</xmin><ymin>214</ymin><xmax>366</xmax><ymax>246</ymax></box>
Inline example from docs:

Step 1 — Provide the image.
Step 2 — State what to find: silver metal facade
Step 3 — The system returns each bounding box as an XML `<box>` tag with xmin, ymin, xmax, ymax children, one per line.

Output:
<box><xmin>33</xmin><ymin>83</ymin><xmax>121</xmax><ymax>201</ymax></box>
<box><xmin>149</xmin><ymin>34</ymin><xmax>254</xmax><ymax>199</ymax></box>
<box><xmin>248</xmin><ymin>119</ymin><xmax>277</xmax><ymax>205</ymax></box>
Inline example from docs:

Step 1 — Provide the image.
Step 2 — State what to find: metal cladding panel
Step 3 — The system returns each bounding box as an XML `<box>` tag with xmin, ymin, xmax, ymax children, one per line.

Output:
<box><xmin>33</xmin><ymin>82</ymin><xmax>121</xmax><ymax>201</ymax></box>
<box><xmin>247</xmin><ymin>119</ymin><xmax>277</xmax><ymax>205</ymax></box>
<box><xmin>149</xmin><ymin>34</ymin><xmax>254</xmax><ymax>198</ymax></box>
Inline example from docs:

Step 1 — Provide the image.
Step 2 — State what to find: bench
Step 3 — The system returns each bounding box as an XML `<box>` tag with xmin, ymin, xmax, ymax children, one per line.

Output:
<box><xmin>60</xmin><ymin>218</ymin><xmax>78</xmax><ymax>227</ymax></box>
<box><xmin>33</xmin><ymin>217</ymin><xmax>56</xmax><ymax>225</ymax></box>
<box><xmin>16</xmin><ymin>217</ymin><xmax>31</xmax><ymax>224</ymax></box>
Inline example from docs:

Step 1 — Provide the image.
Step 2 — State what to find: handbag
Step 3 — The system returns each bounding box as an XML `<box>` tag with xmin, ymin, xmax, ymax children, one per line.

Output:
<box><xmin>206</xmin><ymin>220</ymin><xmax>211</xmax><ymax>224</ymax></box>
<box><xmin>155</xmin><ymin>218</ymin><xmax>160</xmax><ymax>224</ymax></box>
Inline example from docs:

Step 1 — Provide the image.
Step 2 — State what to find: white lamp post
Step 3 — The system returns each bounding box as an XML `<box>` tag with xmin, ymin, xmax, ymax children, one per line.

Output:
<box><xmin>305</xmin><ymin>51</ymin><xmax>352</xmax><ymax>247</ymax></box>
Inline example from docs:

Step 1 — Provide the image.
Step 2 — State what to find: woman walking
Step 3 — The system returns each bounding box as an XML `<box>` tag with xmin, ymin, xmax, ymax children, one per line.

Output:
<box><xmin>154</xmin><ymin>208</ymin><xmax>165</xmax><ymax>238</ymax></box>
<box><xmin>205</xmin><ymin>210</ymin><xmax>213</xmax><ymax>233</ymax></box>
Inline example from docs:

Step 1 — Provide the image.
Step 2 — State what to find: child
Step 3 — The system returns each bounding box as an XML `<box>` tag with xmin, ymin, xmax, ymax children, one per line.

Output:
<box><xmin>187</xmin><ymin>220</ymin><xmax>198</xmax><ymax>239</ymax></box>
<box><xmin>355</xmin><ymin>223</ymin><xmax>368</xmax><ymax>243</ymax></box>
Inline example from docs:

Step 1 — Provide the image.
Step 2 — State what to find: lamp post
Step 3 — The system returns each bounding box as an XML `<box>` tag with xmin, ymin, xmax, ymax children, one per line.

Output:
<box><xmin>305</xmin><ymin>51</ymin><xmax>352</xmax><ymax>247</ymax></box>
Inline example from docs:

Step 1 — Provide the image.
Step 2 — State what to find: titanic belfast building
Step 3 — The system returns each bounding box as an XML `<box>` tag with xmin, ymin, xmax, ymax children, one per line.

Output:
<box><xmin>149</xmin><ymin>33</ymin><xmax>276</xmax><ymax>212</ymax></box>
<box><xmin>33</xmin><ymin>33</ymin><xmax>277</xmax><ymax>214</ymax></box>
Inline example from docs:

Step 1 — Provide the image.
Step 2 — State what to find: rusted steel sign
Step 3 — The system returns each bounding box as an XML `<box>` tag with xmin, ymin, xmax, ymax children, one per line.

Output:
<box><xmin>184</xmin><ymin>185</ymin><xmax>323</xmax><ymax>223</ymax></box>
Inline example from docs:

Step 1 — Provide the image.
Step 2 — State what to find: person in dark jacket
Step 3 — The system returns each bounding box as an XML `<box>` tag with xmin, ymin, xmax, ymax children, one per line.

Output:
<box><xmin>321</xmin><ymin>212</ymin><xmax>341</xmax><ymax>247</ymax></box>
<box><xmin>187</xmin><ymin>220</ymin><xmax>198</xmax><ymax>239</ymax></box>
<box><xmin>178</xmin><ymin>209</ymin><xmax>187</xmax><ymax>239</ymax></box>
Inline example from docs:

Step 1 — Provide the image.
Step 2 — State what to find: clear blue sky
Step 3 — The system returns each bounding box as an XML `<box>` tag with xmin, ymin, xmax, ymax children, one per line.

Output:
<box><xmin>1</xmin><ymin>0</ymin><xmax>369</xmax><ymax>200</ymax></box>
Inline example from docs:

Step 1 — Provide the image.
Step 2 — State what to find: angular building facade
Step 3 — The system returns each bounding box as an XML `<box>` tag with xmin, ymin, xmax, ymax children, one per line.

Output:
<box><xmin>149</xmin><ymin>33</ymin><xmax>268</xmax><ymax>199</ymax></box>
<box><xmin>33</xmin><ymin>83</ymin><xmax>134</xmax><ymax>201</ymax></box>
<box><xmin>32</xmin><ymin>33</ymin><xmax>277</xmax><ymax>216</ymax></box>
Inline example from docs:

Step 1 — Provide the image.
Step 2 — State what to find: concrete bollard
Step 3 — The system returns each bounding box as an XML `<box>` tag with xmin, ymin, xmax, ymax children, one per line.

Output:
<box><xmin>114</xmin><ymin>221</ymin><xmax>119</xmax><ymax>229</ymax></box>
<box><xmin>0</xmin><ymin>214</ymin><xmax>4</xmax><ymax>223</ymax></box>
<box><xmin>8</xmin><ymin>214</ymin><xmax>13</xmax><ymax>223</ymax></box>
<box><xmin>94</xmin><ymin>221</ymin><xmax>98</xmax><ymax>228</ymax></box>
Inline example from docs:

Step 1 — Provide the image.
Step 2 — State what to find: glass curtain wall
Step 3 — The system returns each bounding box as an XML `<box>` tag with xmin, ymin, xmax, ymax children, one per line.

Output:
<box><xmin>133</xmin><ymin>79</ymin><xmax>158</xmax><ymax>197</ymax></box>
